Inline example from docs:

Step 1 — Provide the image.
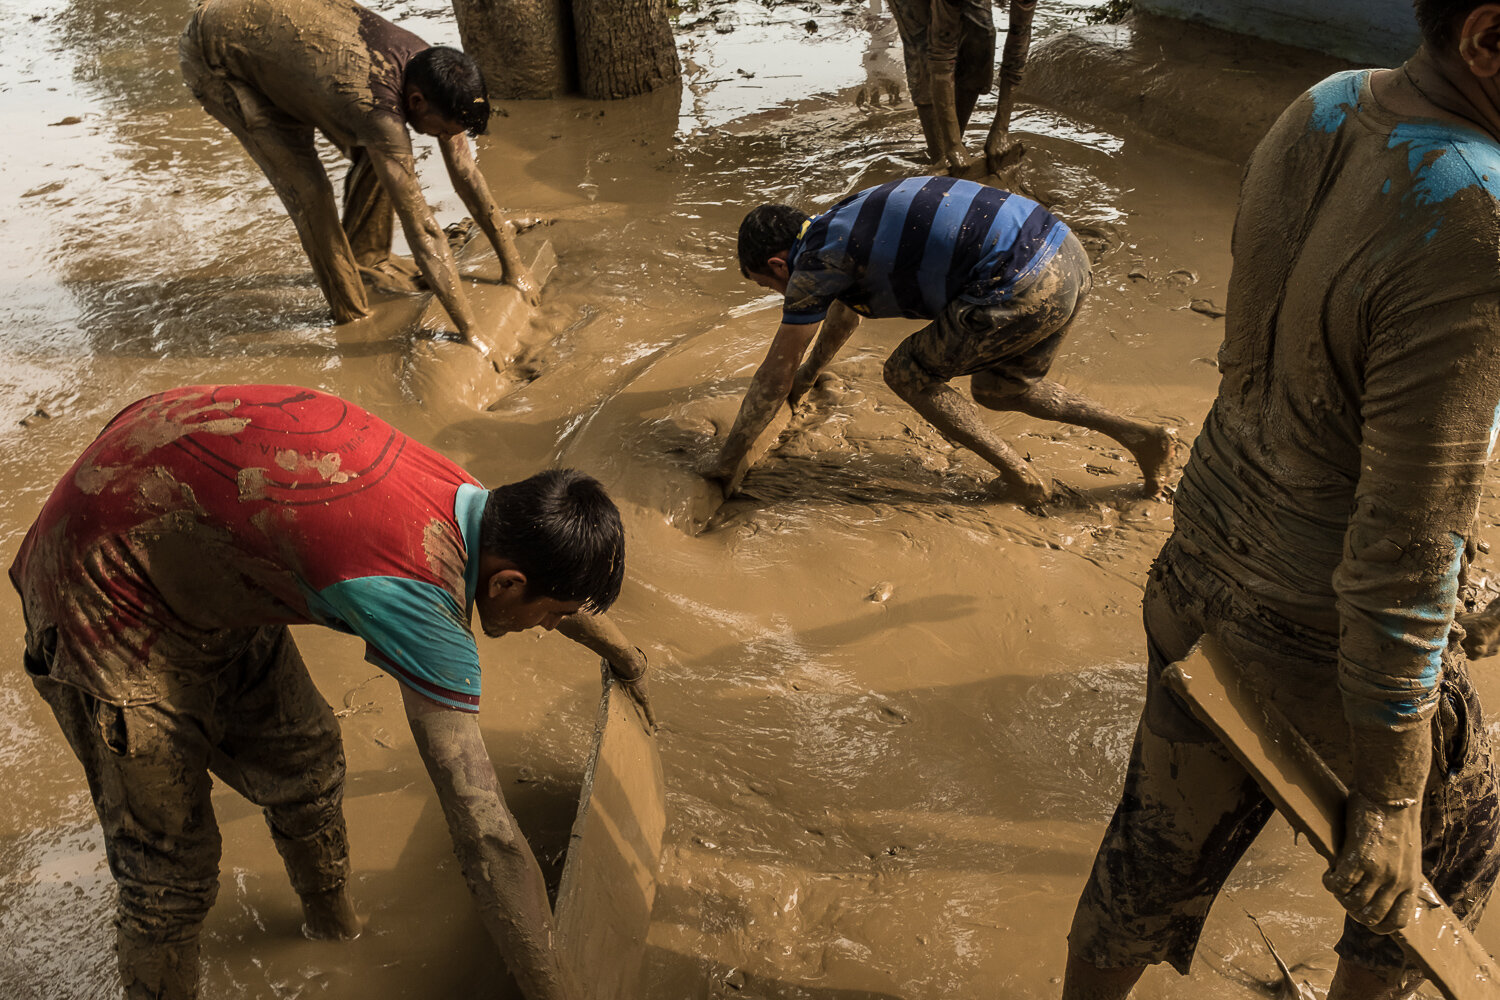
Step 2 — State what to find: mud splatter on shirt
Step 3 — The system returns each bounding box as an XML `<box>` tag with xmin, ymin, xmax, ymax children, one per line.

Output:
<box><xmin>9</xmin><ymin>385</ymin><xmax>488</xmax><ymax>712</ymax></box>
<box><xmin>1173</xmin><ymin>70</ymin><xmax>1500</xmax><ymax>730</ymax></box>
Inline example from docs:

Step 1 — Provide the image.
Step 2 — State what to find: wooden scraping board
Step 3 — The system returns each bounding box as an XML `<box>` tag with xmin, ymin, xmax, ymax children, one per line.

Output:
<box><xmin>1162</xmin><ymin>637</ymin><xmax>1500</xmax><ymax>1000</ymax></box>
<box><xmin>553</xmin><ymin>670</ymin><xmax>667</xmax><ymax>1000</ymax></box>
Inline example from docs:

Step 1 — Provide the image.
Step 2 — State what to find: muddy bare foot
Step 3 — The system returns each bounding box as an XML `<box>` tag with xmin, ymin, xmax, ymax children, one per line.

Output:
<box><xmin>1128</xmin><ymin>426</ymin><xmax>1185</xmax><ymax>500</ymax></box>
<box><xmin>987</xmin><ymin>471</ymin><xmax>1052</xmax><ymax>507</ymax></box>
<box><xmin>300</xmin><ymin>887</ymin><xmax>365</xmax><ymax>941</ymax></box>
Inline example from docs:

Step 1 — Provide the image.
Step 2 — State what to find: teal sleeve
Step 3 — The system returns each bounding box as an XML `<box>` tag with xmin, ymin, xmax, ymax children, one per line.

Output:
<box><xmin>308</xmin><ymin>576</ymin><xmax>482</xmax><ymax>712</ymax></box>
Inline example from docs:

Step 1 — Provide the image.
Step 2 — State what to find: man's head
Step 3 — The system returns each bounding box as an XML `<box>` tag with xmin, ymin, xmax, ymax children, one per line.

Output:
<box><xmin>404</xmin><ymin>46</ymin><xmax>490</xmax><ymax>138</ymax></box>
<box><xmin>1413</xmin><ymin>1</ymin><xmax>1500</xmax><ymax>74</ymax></box>
<box><xmin>475</xmin><ymin>469</ymin><xmax>624</xmax><ymax>637</ymax></box>
<box><xmin>737</xmin><ymin>203</ymin><xmax>810</xmax><ymax>295</ymax></box>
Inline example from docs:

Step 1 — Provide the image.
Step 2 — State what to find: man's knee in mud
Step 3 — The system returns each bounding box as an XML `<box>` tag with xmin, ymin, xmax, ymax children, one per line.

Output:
<box><xmin>882</xmin><ymin>344</ymin><xmax>943</xmax><ymax>400</ymax></box>
<box><xmin>970</xmin><ymin>369</ymin><xmax>1034</xmax><ymax>410</ymax></box>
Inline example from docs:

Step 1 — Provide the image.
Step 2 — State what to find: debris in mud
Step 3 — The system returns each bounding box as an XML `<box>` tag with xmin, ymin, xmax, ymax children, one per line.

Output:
<box><xmin>1190</xmin><ymin>298</ymin><xmax>1227</xmax><ymax>318</ymax></box>
<box><xmin>867</xmin><ymin>581</ymin><xmax>895</xmax><ymax>602</ymax></box>
<box><xmin>19</xmin><ymin>408</ymin><xmax>52</xmax><ymax>428</ymax></box>
<box><xmin>1084</xmin><ymin>463</ymin><xmax>1117</xmax><ymax>477</ymax></box>
<box><xmin>49</xmin><ymin>116</ymin><xmax>83</xmax><ymax>126</ymax></box>
<box><xmin>802</xmin><ymin>19</ymin><xmax>817</xmax><ymax>33</ymax></box>
<box><xmin>722</xmin><ymin>968</ymin><xmax>746</xmax><ymax>990</ymax></box>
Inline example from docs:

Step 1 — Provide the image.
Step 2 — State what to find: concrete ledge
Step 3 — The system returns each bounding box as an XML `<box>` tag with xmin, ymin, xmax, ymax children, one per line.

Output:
<box><xmin>1020</xmin><ymin>12</ymin><xmax>1356</xmax><ymax>164</ymax></box>
<box><xmin>1140</xmin><ymin>0</ymin><xmax>1419</xmax><ymax>66</ymax></box>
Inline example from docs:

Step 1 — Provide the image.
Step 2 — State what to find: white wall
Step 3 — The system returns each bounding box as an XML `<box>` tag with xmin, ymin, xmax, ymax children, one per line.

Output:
<box><xmin>1136</xmin><ymin>0</ymin><xmax>1421</xmax><ymax>64</ymax></box>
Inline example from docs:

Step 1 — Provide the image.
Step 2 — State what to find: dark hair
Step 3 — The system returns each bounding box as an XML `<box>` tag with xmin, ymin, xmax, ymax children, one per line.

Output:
<box><xmin>479</xmin><ymin>469</ymin><xmax>625</xmax><ymax>613</ymax></box>
<box><xmin>406</xmin><ymin>46</ymin><xmax>490</xmax><ymax>137</ymax></box>
<box><xmin>1413</xmin><ymin>0</ymin><xmax>1485</xmax><ymax>48</ymax></box>
<box><xmin>737</xmin><ymin>203</ymin><xmax>810</xmax><ymax>278</ymax></box>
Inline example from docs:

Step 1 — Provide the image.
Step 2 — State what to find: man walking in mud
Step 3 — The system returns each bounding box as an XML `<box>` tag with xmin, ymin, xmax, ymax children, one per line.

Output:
<box><xmin>1063</xmin><ymin>4</ymin><xmax>1500</xmax><ymax>998</ymax></box>
<box><xmin>10</xmin><ymin>385</ymin><xmax>654</xmax><ymax>1000</ymax></box>
<box><xmin>179</xmin><ymin>0</ymin><xmax>538</xmax><ymax>344</ymax></box>
<box><xmin>705</xmin><ymin>176</ymin><xmax>1179</xmax><ymax>505</ymax></box>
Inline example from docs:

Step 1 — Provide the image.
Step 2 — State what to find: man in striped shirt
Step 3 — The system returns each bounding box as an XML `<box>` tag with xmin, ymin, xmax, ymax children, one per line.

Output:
<box><xmin>705</xmin><ymin>177</ymin><xmax>1179</xmax><ymax>505</ymax></box>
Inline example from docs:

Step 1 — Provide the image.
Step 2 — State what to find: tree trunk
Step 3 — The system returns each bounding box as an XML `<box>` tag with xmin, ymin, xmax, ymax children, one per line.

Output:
<box><xmin>572</xmin><ymin>0</ymin><xmax>680</xmax><ymax>100</ymax></box>
<box><xmin>453</xmin><ymin>0</ymin><xmax>575</xmax><ymax>100</ymax></box>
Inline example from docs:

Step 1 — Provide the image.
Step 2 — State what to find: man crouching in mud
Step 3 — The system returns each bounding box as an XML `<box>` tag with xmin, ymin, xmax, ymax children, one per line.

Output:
<box><xmin>703</xmin><ymin>176</ymin><xmax>1180</xmax><ymax>504</ymax></box>
<box><xmin>9</xmin><ymin>385</ymin><xmax>653</xmax><ymax>1000</ymax></box>
<box><xmin>179</xmin><ymin>0</ymin><xmax>538</xmax><ymax>345</ymax></box>
<box><xmin>1063</xmin><ymin>4</ymin><xmax>1500</xmax><ymax>998</ymax></box>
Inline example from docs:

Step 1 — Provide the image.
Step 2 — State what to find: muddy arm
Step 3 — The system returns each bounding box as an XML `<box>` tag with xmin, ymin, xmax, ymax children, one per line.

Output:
<box><xmin>1326</xmin><ymin>293</ymin><xmax>1500</xmax><ymax>930</ymax></box>
<box><xmin>706</xmin><ymin>321</ymin><xmax>818</xmax><ymax>481</ymax></box>
<box><xmin>556</xmin><ymin>612</ymin><xmax>655</xmax><ymax>728</ymax></box>
<box><xmin>366</xmin><ymin>140</ymin><xmax>482</xmax><ymax>346</ymax></box>
<box><xmin>401</xmin><ymin>685</ymin><xmax>577</xmax><ymax>1000</ymax></box>
<box><xmin>790</xmin><ymin>301</ymin><xmax>861</xmax><ymax>406</ymax></box>
<box><xmin>439</xmin><ymin>134</ymin><xmax>539</xmax><ymax>306</ymax></box>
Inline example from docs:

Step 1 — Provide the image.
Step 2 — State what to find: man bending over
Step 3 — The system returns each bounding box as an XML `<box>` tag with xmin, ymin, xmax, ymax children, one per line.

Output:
<box><xmin>180</xmin><ymin>0</ymin><xmax>538</xmax><ymax>341</ymax></box>
<box><xmin>11</xmin><ymin>385</ymin><xmax>651</xmax><ymax>999</ymax></box>
<box><xmin>705</xmin><ymin>176</ymin><xmax>1179</xmax><ymax>505</ymax></box>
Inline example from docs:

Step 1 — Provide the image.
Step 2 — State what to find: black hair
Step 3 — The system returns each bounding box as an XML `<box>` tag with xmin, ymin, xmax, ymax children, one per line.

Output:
<box><xmin>737</xmin><ymin>203</ymin><xmax>811</xmax><ymax>278</ymax></box>
<box><xmin>405</xmin><ymin>46</ymin><xmax>490</xmax><ymax>137</ymax></box>
<box><xmin>1413</xmin><ymin>0</ymin><xmax>1486</xmax><ymax>49</ymax></box>
<box><xmin>479</xmin><ymin>469</ymin><xmax>625</xmax><ymax>613</ymax></box>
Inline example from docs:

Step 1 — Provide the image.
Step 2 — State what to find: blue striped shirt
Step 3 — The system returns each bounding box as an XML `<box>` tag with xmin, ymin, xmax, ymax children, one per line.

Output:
<box><xmin>781</xmin><ymin>177</ymin><xmax>1070</xmax><ymax>324</ymax></box>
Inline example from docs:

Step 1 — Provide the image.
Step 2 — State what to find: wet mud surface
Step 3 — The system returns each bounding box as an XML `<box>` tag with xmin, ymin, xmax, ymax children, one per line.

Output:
<box><xmin>3</xmin><ymin>0</ymin><xmax>1498</xmax><ymax>997</ymax></box>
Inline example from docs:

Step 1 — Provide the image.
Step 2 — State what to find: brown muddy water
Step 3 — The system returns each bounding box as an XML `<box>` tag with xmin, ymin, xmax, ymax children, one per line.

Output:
<box><xmin>3</xmin><ymin>1</ymin><xmax>1496</xmax><ymax>998</ymax></box>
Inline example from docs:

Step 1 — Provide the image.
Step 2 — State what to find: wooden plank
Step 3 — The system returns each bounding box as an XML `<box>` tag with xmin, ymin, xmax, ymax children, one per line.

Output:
<box><xmin>687</xmin><ymin>402</ymin><xmax>794</xmax><ymax>531</ymax></box>
<box><xmin>1162</xmin><ymin>637</ymin><xmax>1500</xmax><ymax>1000</ymax></box>
<box><xmin>414</xmin><ymin>238</ymin><xmax>557</xmax><ymax>361</ymax></box>
<box><xmin>553</xmin><ymin>667</ymin><xmax>667</xmax><ymax>1000</ymax></box>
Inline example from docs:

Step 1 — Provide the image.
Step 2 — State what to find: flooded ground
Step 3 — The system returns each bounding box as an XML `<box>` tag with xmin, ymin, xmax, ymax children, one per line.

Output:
<box><xmin>3</xmin><ymin>1</ymin><xmax>1497</xmax><ymax>998</ymax></box>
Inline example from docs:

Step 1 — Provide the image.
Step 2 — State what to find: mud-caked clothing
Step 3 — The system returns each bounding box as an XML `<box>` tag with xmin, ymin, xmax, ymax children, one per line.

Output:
<box><xmin>10</xmin><ymin>384</ymin><xmax>493</xmax><ymax>943</ymax></box>
<box><xmin>783</xmin><ymin>176</ymin><xmax>1081</xmax><ymax>385</ymax></box>
<box><xmin>25</xmin><ymin>626</ymin><xmax>348</xmax><ymax>942</ymax></box>
<box><xmin>1073</xmin><ymin>69</ymin><xmax>1500</xmax><ymax>981</ymax></box>
<box><xmin>179</xmin><ymin>0</ymin><xmax>431</xmax><ymax>316</ymax></box>
<box><xmin>1070</xmin><ymin>539</ymin><xmax>1500</xmax><ymax>979</ymax></box>
<box><xmin>888</xmin><ymin>0</ymin><xmax>995</xmax><ymax>107</ymax></box>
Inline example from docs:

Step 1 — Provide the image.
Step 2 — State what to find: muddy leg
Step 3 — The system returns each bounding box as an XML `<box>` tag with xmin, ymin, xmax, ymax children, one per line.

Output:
<box><xmin>198</xmin><ymin>78</ymin><xmax>369</xmax><ymax>323</ymax></box>
<box><xmin>341</xmin><ymin>146</ymin><xmax>395</xmax><ymax>270</ymax></box>
<box><xmin>884</xmin><ymin>347</ymin><xmax>1051</xmax><ymax>504</ymax></box>
<box><xmin>118</xmin><ymin>932</ymin><xmax>200</xmax><ymax>1000</ymax></box>
<box><xmin>1060</xmin><ymin>952</ymin><xmax>1144</xmax><ymax>1000</ymax></box>
<box><xmin>29</xmin><ymin>677</ymin><xmax>220</xmax><ymax>1000</ymax></box>
<box><xmin>914</xmin><ymin>102</ymin><xmax>944</xmax><ymax>162</ymax></box>
<box><xmin>973</xmin><ymin>373</ymin><xmax>1182</xmax><ymax>499</ymax></box>
<box><xmin>211</xmin><ymin>627</ymin><xmax>362</xmax><ymax>940</ymax></box>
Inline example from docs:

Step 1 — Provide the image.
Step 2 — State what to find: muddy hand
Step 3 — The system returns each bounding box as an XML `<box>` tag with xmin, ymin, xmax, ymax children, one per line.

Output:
<box><xmin>604</xmin><ymin>651</ymin><xmax>657</xmax><ymax>731</ymax></box>
<box><xmin>506</xmin><ymin>265</ymin><xmax>541</xmax><ymax>308</ymax></box>
<box><xmin>1459</xmin><ymin>603</ymin><xmax>1500</xmax><ymax>659</ymax></box>
<box><xmin>1323</xmin><ymin>792</ymin><xmax>1422</xmax><ymax>934</ymax></box>
<box><xmin>694</xmin><ymin>450</ymin><xmax>732</xmax><ymax>499</ymax></box>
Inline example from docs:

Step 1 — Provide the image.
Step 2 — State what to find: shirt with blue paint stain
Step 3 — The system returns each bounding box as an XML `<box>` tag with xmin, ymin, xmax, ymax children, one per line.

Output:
<box><xmin>780</xmin><ymin>177</ymin><xmax>1069</xmax><ymax>325</ymax></box>
<box><xmin>1172</xmin><ymin>69</ymin><xmax>1500</xmax><ymax>731</ymax></box>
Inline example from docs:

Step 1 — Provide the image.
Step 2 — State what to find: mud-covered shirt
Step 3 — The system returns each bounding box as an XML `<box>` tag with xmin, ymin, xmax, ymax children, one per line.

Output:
<box><xmin>9</xmin><ymin>385</ymin><xmax>488</xmax><ymax>713</ymax></box>
<box><xmin>188</xmin><ymin>0</ymin><xmax>427</xmax><ymax>156</ymax></box>
<box><xmin>781</xmin><ymin>176</ymin><xmax>1069</xmax><ymax>324</ymax></box>
<box><xmin>1173</xmin><ymin>70</ymin><xmax>1500</xmax><ymax>731</ymax></box>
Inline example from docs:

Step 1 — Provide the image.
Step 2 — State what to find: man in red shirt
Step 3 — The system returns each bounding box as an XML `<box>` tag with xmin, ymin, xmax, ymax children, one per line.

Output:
<box><xmin>12</xmin><ymin>385</ymin><xmax>650</xmax><ymax>1000</ymax></box>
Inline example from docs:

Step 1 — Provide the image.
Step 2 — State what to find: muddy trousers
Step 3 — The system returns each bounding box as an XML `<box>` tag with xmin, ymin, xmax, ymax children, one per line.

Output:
<box><xmin>25</xmin><ymin>626</ymin><xmax>350</xmax><ymax>999</ymax></box>
<box><xmin>1069</xmin><ymin>540</ymin><xmax>1500</xmax><ymax>985</ymax></box>
<box><xmin>179</xmin><ymin>20</ymin><xmax>382</xmax><ymax>323</ymax></box>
